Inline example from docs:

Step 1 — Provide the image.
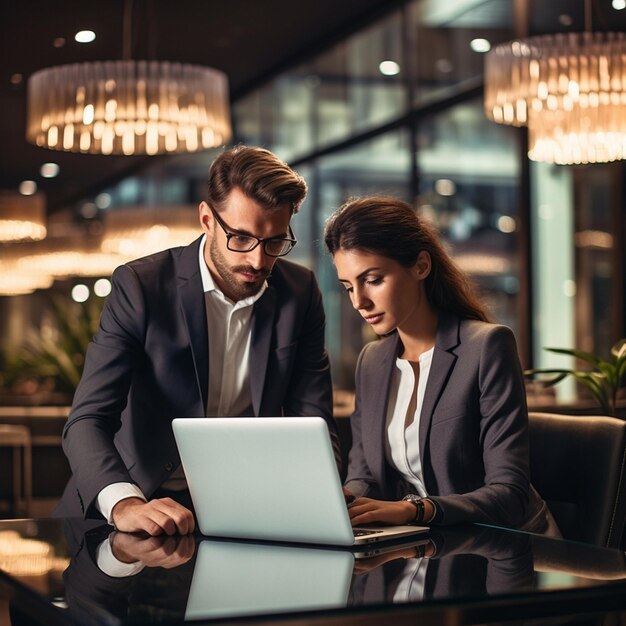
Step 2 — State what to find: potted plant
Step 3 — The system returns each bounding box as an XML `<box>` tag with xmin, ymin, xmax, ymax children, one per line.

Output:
<box><xmin>524</xmin><ymin>339</ymin><xmax>626</xmax><ymax>418</ymax></box>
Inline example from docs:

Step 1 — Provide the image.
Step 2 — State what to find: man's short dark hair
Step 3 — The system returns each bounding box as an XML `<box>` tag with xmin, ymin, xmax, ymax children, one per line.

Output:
<box><xmin>207</xmin><ymin>146</ymin><xmax>307</xmax><ymax>214</ymax></box>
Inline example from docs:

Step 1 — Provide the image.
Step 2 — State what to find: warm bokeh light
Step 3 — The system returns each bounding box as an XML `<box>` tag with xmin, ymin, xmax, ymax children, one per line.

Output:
<box><xmin>27</xmin><ymin>61</ymin><xmax>231</xmax><ymax>155</ymax></box>
<box><xmin>379</xmin><ymin>60</ymin><xmax>400</xmax><ymax>76</ymax></box>
<box><xmin>74</xmin><ymin>30</ymin><xmax>96</xmax><ymax>43</ymax></box>
<box><xmin>485</xmin><ymin>32</ymin><xmax>626</xmax><ymax>164</ymax></box>
<box><xmin>71</xmin><ymin>284</ymin><xmax>90</xmax><ymax>302</ymax></box>
<box><xmin>94</xmin><ymin>278</ymin><xmax>112</xmax><ymax>297</ymax></box>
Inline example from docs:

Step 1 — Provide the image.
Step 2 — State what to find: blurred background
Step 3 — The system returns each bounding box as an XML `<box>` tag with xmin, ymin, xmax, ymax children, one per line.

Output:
<box><xmin>1</xmin><ymin>0</ymin><xmax>625</xmax><ymax>514</ymax></box>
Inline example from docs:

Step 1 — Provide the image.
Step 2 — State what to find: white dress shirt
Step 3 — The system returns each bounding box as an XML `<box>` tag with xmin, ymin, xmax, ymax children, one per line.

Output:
<box><xmin>384</xmin><ymin>347</ymin><xmax>434</xmax><ymax>497</ymax></box>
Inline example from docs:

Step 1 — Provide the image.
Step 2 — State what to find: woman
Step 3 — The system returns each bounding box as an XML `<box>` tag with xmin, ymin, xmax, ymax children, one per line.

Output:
<box><xmin>324</xmin><ymin>196</ymin><xmax>556</xmax><ymax>533</ymax></box>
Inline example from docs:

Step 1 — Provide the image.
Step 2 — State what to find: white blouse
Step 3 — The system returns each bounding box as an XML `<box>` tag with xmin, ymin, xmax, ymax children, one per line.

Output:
<box><xmin>384</xmin><ymin>347</ymin><xmax>434</xmax><ymax>497</ymax></box>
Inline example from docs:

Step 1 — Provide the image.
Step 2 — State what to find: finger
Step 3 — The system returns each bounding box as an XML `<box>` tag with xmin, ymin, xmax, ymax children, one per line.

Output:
<box><xmin>178</xmin><ymin>535</ymin><xmax>196</xmax><ymax>560</ymax></box>
<box><xmin>151</xmin><ymin>499</ymin><xmax>195</xmax><ymax>535</ymax></box>
<box><xmin>152</xmin><ymin>498</ymin><xmax>195</xmax><ymax>534</ymax></box>
<box><xmin>134</xmin><ymin>502</ymin><xmax>191</xmax><ymax>536</ymax></box>
<box><xmin>114</xmin><ymin>507</ymin><xmax>165</xmax><ymax>536</ymax></box>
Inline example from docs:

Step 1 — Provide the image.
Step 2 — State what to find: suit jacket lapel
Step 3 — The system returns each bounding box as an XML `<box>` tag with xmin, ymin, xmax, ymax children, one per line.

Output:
<box><xmin>250</xmin><ymin>284</ymin><xmax>277</xmax><ymax>415</ymax></box>
<box><xmin>363</xmin><ymin>334</ymin><xmax>399</xmax><ymax>490</ymax></box>
<box><xmin>176</xmin><ymin>237</ymin><xmax>209</xmax><ymax>414</ymax></box>
<box><xmin>419</xmin><ymin>313</ymin><xmax>460</xmax><ymax>461</ymax></box>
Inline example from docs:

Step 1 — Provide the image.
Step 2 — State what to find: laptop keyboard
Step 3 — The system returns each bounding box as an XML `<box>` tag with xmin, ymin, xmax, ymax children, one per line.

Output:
<box><xmin>353</xmin><ymin>528</ymin><xmax>384</xmax><ymax>537</ymax></box>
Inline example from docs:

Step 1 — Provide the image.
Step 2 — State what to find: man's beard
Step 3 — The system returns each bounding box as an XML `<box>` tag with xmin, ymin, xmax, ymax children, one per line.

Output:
<box><xmin>209</xmin><ymin>235</ymin><xmax>270</xmax><ymax>301</ymax></box>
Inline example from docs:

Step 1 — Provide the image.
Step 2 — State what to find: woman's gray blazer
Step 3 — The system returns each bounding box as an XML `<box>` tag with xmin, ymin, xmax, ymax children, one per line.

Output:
<box><xmin>345</xmin><ymin>312</ymin><xmax>548</xmax><ymax>529</ymax></box>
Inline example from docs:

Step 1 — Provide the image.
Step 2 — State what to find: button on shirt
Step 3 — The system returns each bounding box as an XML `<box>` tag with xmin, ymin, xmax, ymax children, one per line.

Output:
<box><xmin>384</xmin><ymin>347</ymin><xmax>434</xmax><ymax>498</ymax></box>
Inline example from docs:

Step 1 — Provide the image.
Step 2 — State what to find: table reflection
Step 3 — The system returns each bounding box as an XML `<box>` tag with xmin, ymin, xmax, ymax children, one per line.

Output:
<box><xmin>60</xmin><ymin>521</ymin><xmax>537</xmax><ymax>623</ymax></box>
<box><xmin>2</xmin><ymin>518</ymin><xmax>626</xmax><ymax>626</ymax></box>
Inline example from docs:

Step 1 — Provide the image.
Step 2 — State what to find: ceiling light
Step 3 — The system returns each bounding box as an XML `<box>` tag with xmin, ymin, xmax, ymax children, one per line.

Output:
<box><xmin>484</xmin><ymin>31</ymin><xmax>626</xmax><ymax>164</ymax></box>
<box><xmin>470</xmin><ymin>38</ymin><xmax>491</xmax><ymax>53</ymax></box>
<box><xmin>27</xmin><ymin>60</ymin><xmax>231</xmax><ymax>155</ymax></box>
<box><xmin>434</xmin><ymin>178</ymin><xmax>456</xmax><ymax>196</ymax></box>
<box><xmin>72</xmin><ymin>284</ymin><xmax>90</xmax><ymax>302</ymax></box>
<box><xmin>17</xmin><ymin>235</ymin><xmax>125</xmax><ymax>279</ymax></box>
<box><xmin>18</xmin><ymin>180</ymin><xmax>37</xmax><ymax>196</ymax></box>
<box><xmin>94</xmin><ymin>278</ymin><xmax>112</xmax><ymax>297</ymax></box>
<box><xmin>613</xmin><ymin>0</ymin><xmax>626</xmax><ymax>9</ymax></box>
<box><xmin>27</xmin><ymin>1</ymin><xmax>231</xmax><ymax>156</ymax></box>
<box><xmin>497</xmin><ymin>215</ymin><xmax>516</xmax><ymax>233</ymax></box>
<box><xmin>52</xmin><ymin>37</ymin><xmax>66</xmax><ymax>48</ymax></box>
<box><xmin>0</xmin><ymin>192</ymin><xmax>46</xmax><ymax>242</ymax></box>
<box><xmin>74</xmin><ymin>30</ymin><xmax>96</xmax><ymax>44</ymax></box>
<box><xmin>10</xmin><ymin>73</ymin><xmax>22</xmax><ymax>85</ymax></box>
<box><xmin>40</xmin><ymin>162</ymin><xmax>60</xmax><ymax>178</ymax></box>
<box><xmin>95</xmin><ymin>193</ymin><xmax>112</xmax><ymax>209</ymax></box>
<box><xmin>379</xmin><ymin>60</ymin><xmax>400</xmax><ymax>76</ymax></box>
<box><xmin>102</xmin><ymin>206</ymin><xmax>200</xmax><ymax>257</ymax></box>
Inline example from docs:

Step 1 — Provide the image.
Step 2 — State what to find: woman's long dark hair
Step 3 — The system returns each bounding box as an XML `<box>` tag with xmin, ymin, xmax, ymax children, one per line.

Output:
<box><xmin>324</xmin><ymin>196</ymin><xmax>490</xmax><ymax>322</ymax></box>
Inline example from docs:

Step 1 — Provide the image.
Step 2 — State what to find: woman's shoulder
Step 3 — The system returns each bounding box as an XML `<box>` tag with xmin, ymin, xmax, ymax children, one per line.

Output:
<box><xmin>357</xmin><ymin>333</ymin><xmax>398</xmax><ymax>364</ymax></box>
<box><xmin>456</xmin><ymin>317</ymin><xmax>518</xmax><ymax>352</ymax></box>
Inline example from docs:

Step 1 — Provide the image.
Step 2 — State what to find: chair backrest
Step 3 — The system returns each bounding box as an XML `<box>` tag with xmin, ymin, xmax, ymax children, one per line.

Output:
<box><xmin>528</xmin><ymin>412</ymin><xmax>626</xmax><ymax>549</ymax></box>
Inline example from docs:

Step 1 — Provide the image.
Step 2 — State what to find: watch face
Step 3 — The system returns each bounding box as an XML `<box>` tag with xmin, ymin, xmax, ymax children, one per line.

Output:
<box><xmin>403</xmin><ymin>495</ymin><xmax>422</xmax><ymax>521</ymax></box>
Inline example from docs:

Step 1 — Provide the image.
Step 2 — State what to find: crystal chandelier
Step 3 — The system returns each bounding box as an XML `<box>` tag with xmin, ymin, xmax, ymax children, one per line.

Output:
<box><xmin>27</xmin><ymin>61</ymin><xmax>231</xmax><ymax>155</ymax></box>
<box><xmin>25</xmin><ymin>0</ymin><xmax>231</xmax><ymax>156</ymax></box>
<box><xmin>484</xmin><ymin>31</ymin><xmax>626</xmax><ymax>165</ymax></box>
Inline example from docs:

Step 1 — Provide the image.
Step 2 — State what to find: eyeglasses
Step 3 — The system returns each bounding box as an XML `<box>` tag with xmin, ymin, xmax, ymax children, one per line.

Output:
<box><xmin>210</xmin><ymin>206</ymin><xmax>297</xmax><ymax>257</ymax></box>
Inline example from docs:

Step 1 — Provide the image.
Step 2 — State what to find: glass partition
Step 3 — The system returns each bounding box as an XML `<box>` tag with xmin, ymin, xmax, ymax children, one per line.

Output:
<box><xmin>311</xmin><ymin>130</ymin><xmax>412</xmax><ymax>388</ymax></box>
<box><xmin>416</xmin><ymin>98</ymin><xmax>522</xmax><ymax>335</ymax></box>
<box><xmin>233</xmin><ymin>10</ymin><xmax>406</xmax><ymax>161</ymax></box>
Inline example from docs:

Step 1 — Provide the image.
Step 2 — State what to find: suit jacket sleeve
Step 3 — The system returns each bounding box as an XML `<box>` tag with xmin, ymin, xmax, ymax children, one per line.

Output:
<box><xmin>428</xmin><ymin>325</ymin><xmax>531</xmax><ymax>527</ymax></box>
<box><xmin>62</xmin><ymin>264</ymin><xmax>146</xmax><ymax>517</ymax></box>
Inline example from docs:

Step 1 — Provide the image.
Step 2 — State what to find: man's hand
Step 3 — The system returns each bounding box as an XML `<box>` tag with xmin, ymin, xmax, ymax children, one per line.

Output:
<box><xmin>110</xmin><ymin>532</ymin><xmax>195</xmax><ymax>568</ymax></box>
<box><xmin>347</xmin><ymin>496</ymin><xmax>434</xmax><ymax>526</ymax></box>
<box><xmin>111</xmin><ymin>497</ymin><xmax>195</xmax><ymax>536</ymax></box>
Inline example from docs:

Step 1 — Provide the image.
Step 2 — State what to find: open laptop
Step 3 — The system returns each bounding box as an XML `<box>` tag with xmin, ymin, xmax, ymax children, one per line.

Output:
<box><xmin>172</xmin><ymin>416</ymin><xmax>429</xmax><ymax>546</ymax></box>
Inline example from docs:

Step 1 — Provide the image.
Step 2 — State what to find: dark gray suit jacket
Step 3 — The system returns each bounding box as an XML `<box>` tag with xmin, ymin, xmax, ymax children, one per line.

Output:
<box><xmin>345</xmin><ymin>312</ymin><xmax>548</xmax><ymax>529</ymax></box>
<box><xmin>58</xmin><ymin>237</ymin><xmax>336</xmax><ymax>519</ymax></box>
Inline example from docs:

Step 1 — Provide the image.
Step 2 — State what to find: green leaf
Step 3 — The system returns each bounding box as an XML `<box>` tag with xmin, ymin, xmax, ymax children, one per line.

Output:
<box><xmin>611</xmin><ymin>339</ymin><xmax>626</xmax><ymax>360</ymax></box>
<box><xmin>545</xmin><ymin>346</ymin><xmax>602</xmax><ymax>366</ymax></box>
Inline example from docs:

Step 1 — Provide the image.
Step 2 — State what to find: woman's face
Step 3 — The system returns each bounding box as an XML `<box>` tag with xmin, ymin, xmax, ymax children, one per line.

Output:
<box><xmin>333</xmin><ymin>248</ymin><xmax>429</xmax><ymax>335</ymax></box>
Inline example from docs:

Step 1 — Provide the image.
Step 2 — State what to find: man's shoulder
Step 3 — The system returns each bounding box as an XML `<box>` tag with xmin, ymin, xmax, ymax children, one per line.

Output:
<box><xmin>116</xmin><ymin>239</ymin><xmax>200</xmax><ymax>281</ymax></box>
<box><xmin>268</xmin><ymin>258</ymin><xmax>316</xmax><ymax>290</ymax></box>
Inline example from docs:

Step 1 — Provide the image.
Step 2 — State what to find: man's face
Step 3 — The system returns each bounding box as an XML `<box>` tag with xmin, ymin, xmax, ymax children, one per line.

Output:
<box><xmin>199</xmin><ymin>187</ymin><xmax>293</xmax><ymax>302</ymax></box>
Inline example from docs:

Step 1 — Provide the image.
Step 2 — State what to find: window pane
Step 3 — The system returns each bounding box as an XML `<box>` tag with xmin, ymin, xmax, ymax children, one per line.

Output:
<box><xmin>233</xmin><ymin>10</ymin><xmax>407</xmax><ymax>160</ymax></box>
<box><xmin>409</xmin><ymin>0</ymin><xmax>514</xmax><ymax>104</ymax></box>
<box><xmin>311</xmin><ymin>131</ymin><xmax>412</xmax><ymax>388</ymax></box>
<box><xmin>416</xmin><ymin>98</ymin><xmax>522</xmax><ymax>335</ymax></box>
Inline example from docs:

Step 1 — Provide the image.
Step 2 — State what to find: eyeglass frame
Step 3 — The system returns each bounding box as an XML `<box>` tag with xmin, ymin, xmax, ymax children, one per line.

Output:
<box><xmin>209</xmin><ymin>205</ymin><xmax>297</xmax><ymax>257</ymax></box>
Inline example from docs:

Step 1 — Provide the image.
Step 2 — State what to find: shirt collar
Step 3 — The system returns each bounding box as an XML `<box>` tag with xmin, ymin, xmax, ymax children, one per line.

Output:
<box><xmin>198</xmin><ymin>234</ymin><xmax>268</xmax><ymax>306</ymax></box>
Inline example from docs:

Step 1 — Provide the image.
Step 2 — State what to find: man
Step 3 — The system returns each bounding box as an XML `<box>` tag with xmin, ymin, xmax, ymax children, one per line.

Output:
<box><xmin>57</xmin><ymin>146</ymin><xmax>337</xmax><ymax>536</ymax></box>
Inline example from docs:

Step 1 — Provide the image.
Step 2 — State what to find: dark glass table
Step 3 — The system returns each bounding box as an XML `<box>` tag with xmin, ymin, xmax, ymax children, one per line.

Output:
<box><xmin>1</xmin><ymin>517</ymin><xmax>626</xmax><ymax>625</ymax></box>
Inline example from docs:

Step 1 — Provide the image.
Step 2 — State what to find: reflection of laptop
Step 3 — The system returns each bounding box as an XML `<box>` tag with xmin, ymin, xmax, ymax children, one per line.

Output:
<box><xmin>172</xmin><ymin>416</ymin><xmax>428</xmax><ymax>546</ymax></box>
<box><xmin>185</xmin><ymin>539</ymin><xmax>354</xmax><ymax>620</ymax></box>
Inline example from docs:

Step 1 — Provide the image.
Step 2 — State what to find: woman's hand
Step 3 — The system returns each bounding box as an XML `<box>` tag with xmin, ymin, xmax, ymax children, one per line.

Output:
<box><xmin>353</xmin><ymin>541</ymin><xmax>436</xmax><ymax>575</ymax></box>
<box><xmin>347</xmin><ymin>497</ymin><xmax>417</xmax><ymax>525</ymax></box>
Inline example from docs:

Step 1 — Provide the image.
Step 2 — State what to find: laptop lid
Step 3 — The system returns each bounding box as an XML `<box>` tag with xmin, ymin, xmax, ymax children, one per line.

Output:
<box><xmin>172</xmin><ymin>416</ymin><xmax>428</xmax><ymax>546</ymax></box>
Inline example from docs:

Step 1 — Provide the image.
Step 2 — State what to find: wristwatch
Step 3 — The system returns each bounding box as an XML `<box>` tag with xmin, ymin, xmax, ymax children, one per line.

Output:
<box><xmin>402</xmin><ymin>494</ymin><xmax>425</xmax><ymax>523</ymax></box>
